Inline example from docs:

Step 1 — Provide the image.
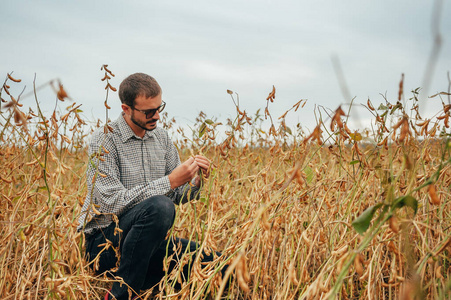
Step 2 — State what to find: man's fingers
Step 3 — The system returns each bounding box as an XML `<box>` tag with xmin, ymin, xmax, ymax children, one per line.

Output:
<box><xmin>189</xmin><ymin>161</ymin><xmax>199</xmax><ymax>170</ymax></box>
<box><xmin>194</xmin><ymin>155</ymin><xmax>210</xmax><ymax>163</ymax></box>
<box><xmin>184</xmin><ymin>157</ymin><xmax>195</xmax><ymax>165</ymax></box>
<box><xmin>192</xmin><ymin>155</ymin><xmax>211</xmax><ymax>178</ymax></box>
<box><xmin>194</xmin><ymin>162</ymin><xmax>210</xmax><ymax>178</ymax></box>
<box><xmin>195</xmin><ymin>160</ymin><xmax>209</xmax><ymax>170</ymax></box>
<box><xmin>194</xmin><ymin>156</ymin><xmax>210</xmax><ymax>168</ymax></box>
<box><xmin>188</xmin><ymin>161</ymin><xmax>199</xmax><ymax>174</ymax></box>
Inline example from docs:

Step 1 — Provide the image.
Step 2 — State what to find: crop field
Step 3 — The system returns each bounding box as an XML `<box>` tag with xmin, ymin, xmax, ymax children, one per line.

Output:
<box><xmin>0</xmin><ymin>70</ymin><xmax>450</xmax><ymax>299</ymax></box>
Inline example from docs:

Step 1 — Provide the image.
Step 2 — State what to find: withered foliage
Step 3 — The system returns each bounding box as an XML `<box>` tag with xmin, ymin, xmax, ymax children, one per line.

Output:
<box><xmin>0</xmin><ymin>71</ymin><xmax>450</xmax><ymax>300</ymax></box>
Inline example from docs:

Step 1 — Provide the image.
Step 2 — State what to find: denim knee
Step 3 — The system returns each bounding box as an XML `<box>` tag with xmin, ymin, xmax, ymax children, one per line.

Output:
<box><xmin>139</xmin><ymin>195</ymin><xmax>175</xmax><ymax>231</ymax></box>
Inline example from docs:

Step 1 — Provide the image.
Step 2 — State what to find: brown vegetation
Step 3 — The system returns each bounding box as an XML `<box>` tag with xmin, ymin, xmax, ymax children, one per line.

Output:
<box><xmin>1</xmin><ymin>70</ymin><xmax>450</xmax><ymax>299</ymax></box>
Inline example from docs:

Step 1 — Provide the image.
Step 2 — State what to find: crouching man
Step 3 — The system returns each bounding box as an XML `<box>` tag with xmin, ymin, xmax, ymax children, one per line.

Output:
<box><xmin>78</xmin><ymin>73</ymin><xmax>224</xmax><ymax>300</ymax></box>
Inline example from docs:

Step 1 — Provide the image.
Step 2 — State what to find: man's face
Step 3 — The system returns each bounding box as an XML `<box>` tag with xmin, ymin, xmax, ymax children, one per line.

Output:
<box><xmin>129</xmin><ymin>94</ymin><xmax>162</xmax><ymax>132</ymax></box>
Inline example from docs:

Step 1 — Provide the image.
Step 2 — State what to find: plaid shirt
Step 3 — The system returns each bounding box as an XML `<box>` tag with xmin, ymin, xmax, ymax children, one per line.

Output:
<box><xmin>77</xmin><ymin>113</ymin><xmax>199</xmax><ymax>235</ymax></box>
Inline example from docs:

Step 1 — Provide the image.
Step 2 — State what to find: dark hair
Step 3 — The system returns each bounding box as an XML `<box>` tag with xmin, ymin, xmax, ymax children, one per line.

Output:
<box><xmin>118</xmin><ymin>73</ymin><xmax>161</xmax><ymax>107</ymax></box>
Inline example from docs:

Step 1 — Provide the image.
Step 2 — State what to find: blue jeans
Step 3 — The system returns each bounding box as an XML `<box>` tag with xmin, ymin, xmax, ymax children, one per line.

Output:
<box><xmin>85</xmin><ymin>195</ymin><xmax>223</xmax><ymax>300</ymax></box>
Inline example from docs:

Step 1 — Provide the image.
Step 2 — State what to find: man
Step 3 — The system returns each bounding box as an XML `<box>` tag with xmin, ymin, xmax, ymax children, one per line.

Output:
<box><xmin>78</xmin><ymin>73</ymin><xmax>220</xmax><ymax>300</ymax></box>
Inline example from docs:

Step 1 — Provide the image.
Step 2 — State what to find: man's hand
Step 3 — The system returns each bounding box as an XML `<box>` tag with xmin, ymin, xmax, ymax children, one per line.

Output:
<box><xmin>194</xmin><ymin>155</ymin><xmax>211</xmax><ymax>178</ymax></box>
<box><xmin>193</xmin><ymin>155</ymin><xmax>211</xmax><ymax>187</ymax></box>
<box><xmin>168</xmin><ymin>157</ymin><xmax>199</xmax><ymax>189</ymax></box>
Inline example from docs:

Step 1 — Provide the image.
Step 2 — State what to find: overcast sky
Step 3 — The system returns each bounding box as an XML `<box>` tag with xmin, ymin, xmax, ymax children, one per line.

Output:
<box><xmin>2</xmin><ymin>0</ymin><xmax>450</xmax><ymax>135</ymax></box>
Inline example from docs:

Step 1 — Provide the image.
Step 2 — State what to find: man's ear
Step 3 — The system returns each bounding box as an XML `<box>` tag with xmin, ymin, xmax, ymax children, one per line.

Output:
<box><xmin>121</xmin><ymin>104</ymin><xmax>131</xmax><ymax>115</ymax></box>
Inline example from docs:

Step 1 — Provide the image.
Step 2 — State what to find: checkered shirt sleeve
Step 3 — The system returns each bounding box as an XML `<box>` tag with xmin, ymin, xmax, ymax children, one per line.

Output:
<box><xmin>77</xmin><ymin>114</ymin><xmax>200</xmax><ymax>234</ymax></box>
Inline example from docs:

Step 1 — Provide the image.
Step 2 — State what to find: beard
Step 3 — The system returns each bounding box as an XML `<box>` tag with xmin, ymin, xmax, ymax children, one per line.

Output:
<box><xmin>130</xmin><ymin>111</ymin><xmax>158</xmax><ymax>131</ymax></box>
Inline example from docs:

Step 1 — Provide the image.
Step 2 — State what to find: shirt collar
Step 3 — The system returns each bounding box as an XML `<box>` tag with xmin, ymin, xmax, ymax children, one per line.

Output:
<box><xmin>117</xmin><ymin>113</ymin><xmax>154</xmax><ymax>143</ymax></box>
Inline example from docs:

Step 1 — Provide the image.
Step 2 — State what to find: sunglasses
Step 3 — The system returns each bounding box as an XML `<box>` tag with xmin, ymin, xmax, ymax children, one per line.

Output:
<box><xmin>132</xmin><ymin>101</ymin><xmax>166</xmax><ymax>119</ymax></box>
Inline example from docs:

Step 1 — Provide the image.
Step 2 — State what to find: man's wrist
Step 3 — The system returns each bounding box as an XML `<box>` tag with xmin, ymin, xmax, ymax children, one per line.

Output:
<box><xmin>168</xmin><ymin>174</ymin><xmax>176</xmax><ymax>189</ymax></box>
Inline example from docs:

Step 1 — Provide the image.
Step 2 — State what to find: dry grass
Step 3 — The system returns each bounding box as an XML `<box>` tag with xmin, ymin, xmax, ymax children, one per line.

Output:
<box><xmin>1</xmin><ymin>70</ymin><xmax>450</xmax><ymax>299</ymax></box>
